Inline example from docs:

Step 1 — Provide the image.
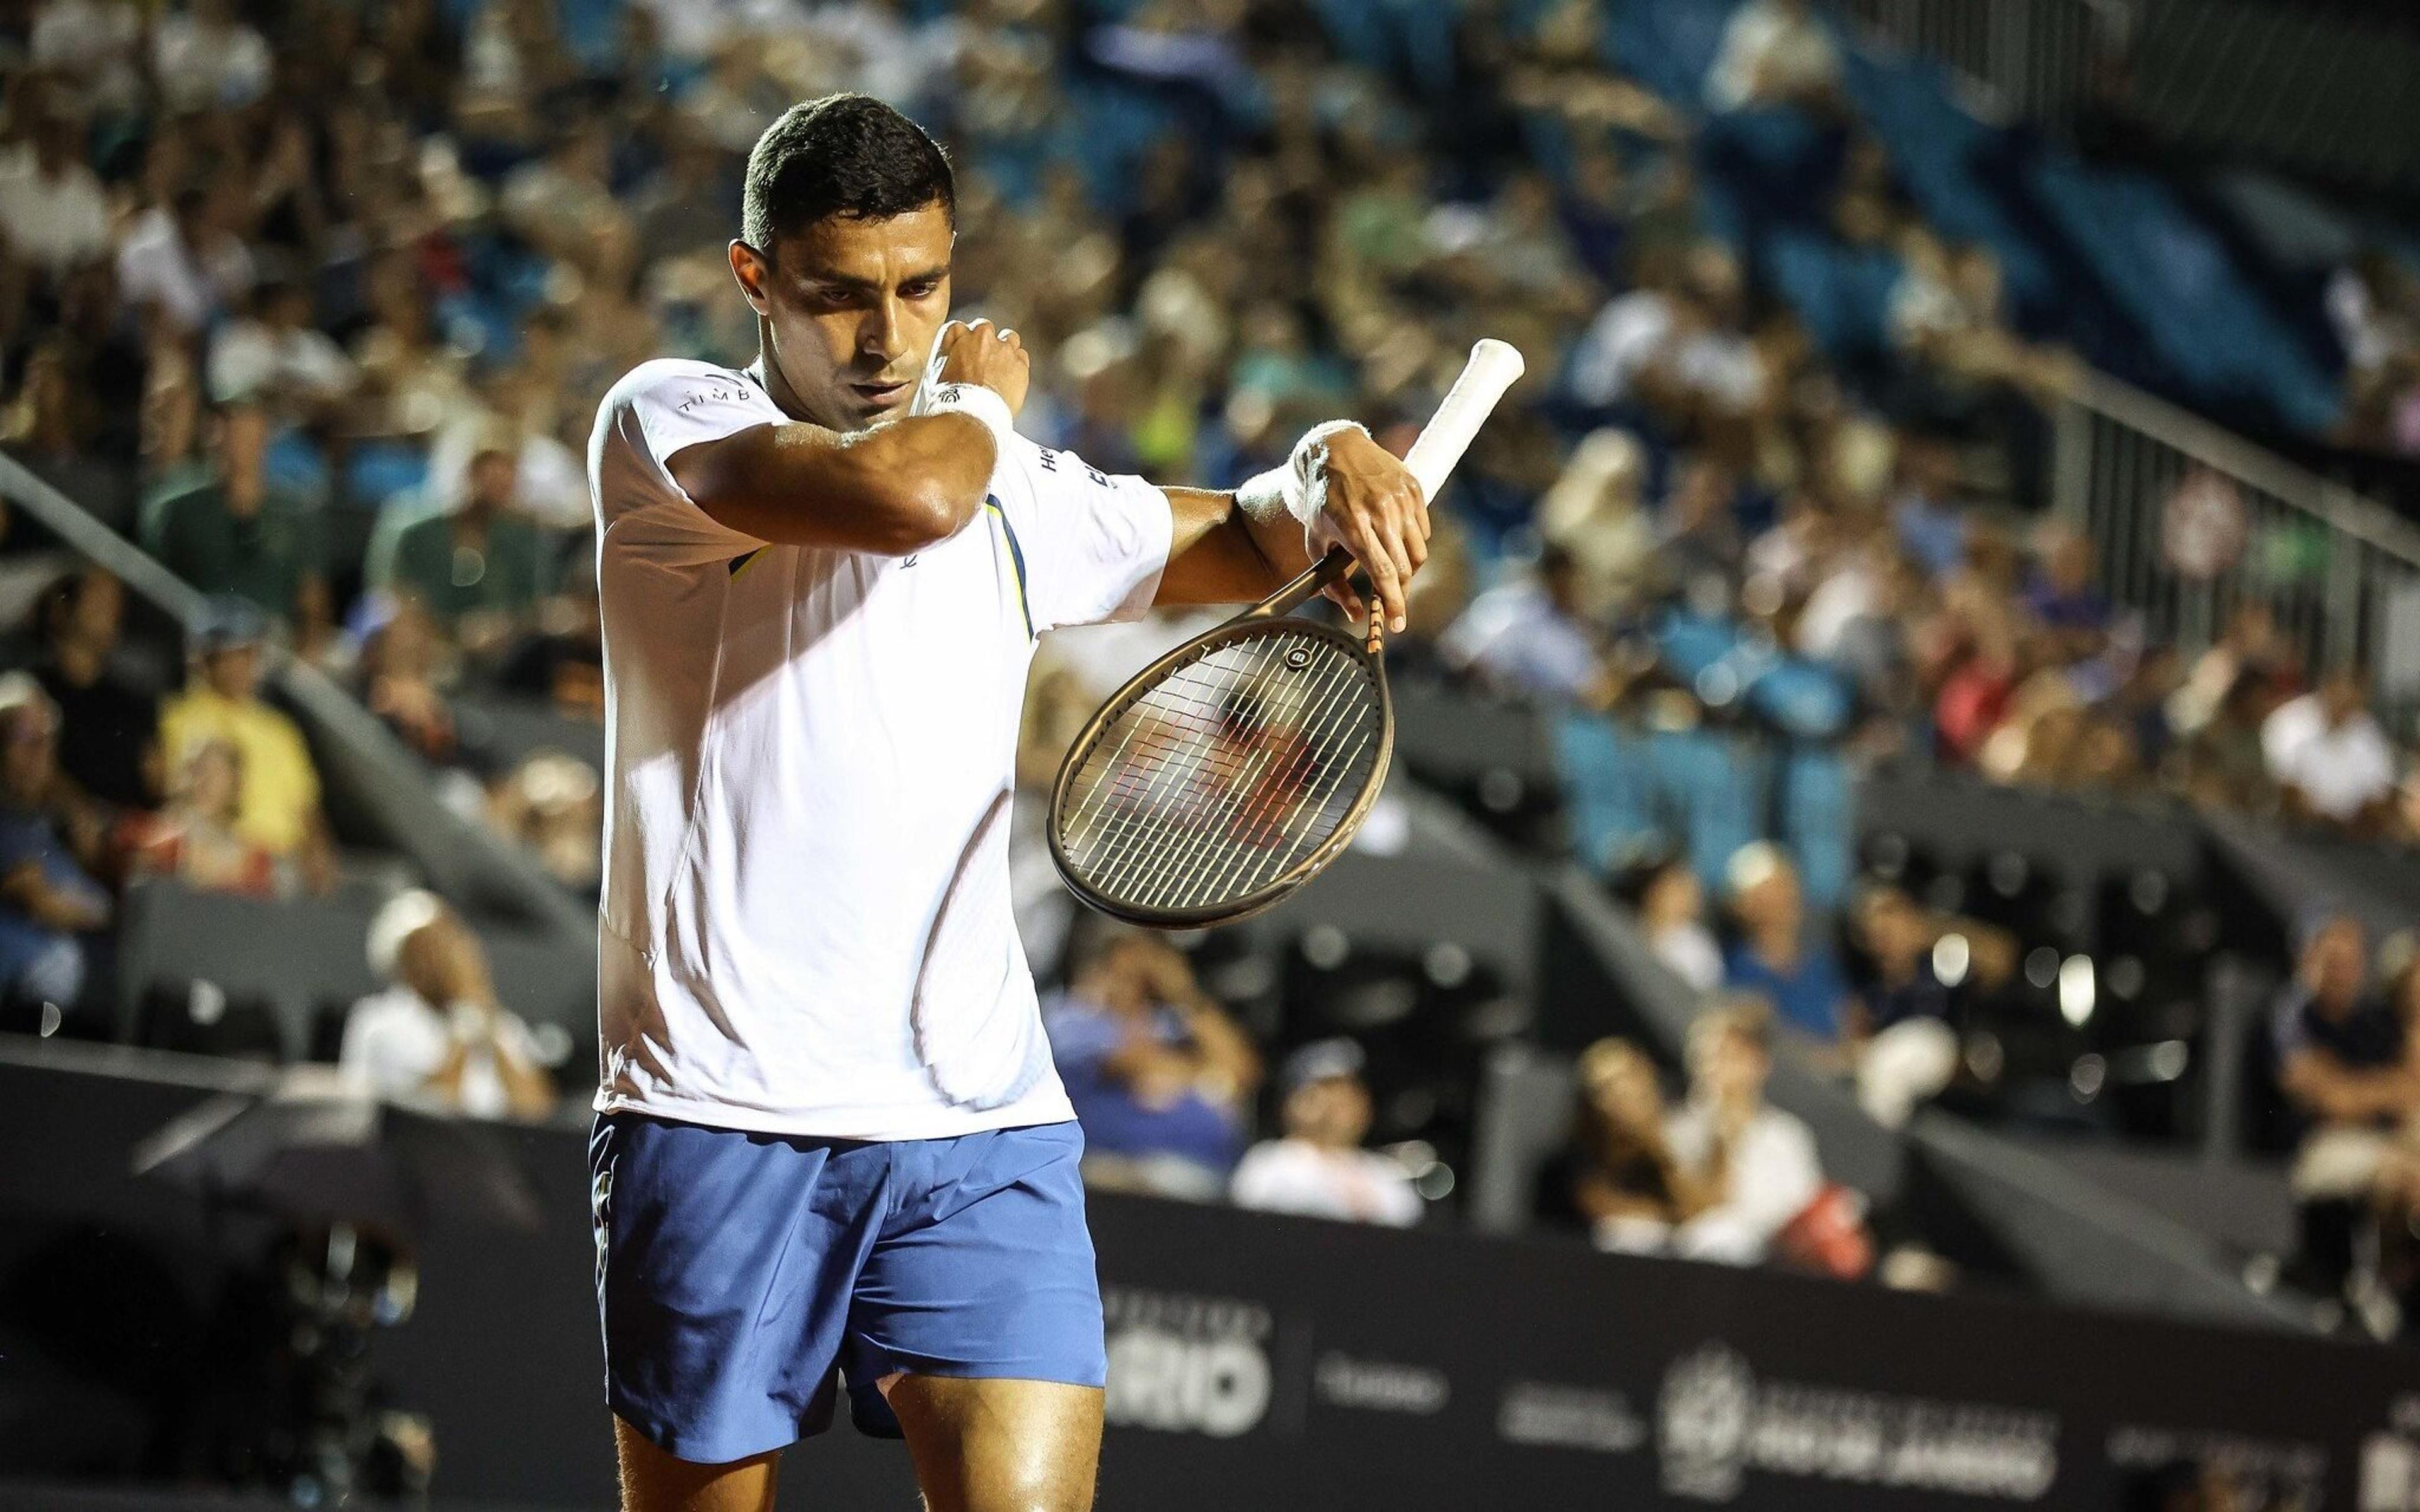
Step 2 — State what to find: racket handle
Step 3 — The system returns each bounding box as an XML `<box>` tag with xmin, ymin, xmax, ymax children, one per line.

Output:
<box><xmin>1403</xmin><ymin>338</ymin><xmax>1526</xmax><ymax>504</ymax></box>
<box><xmin>1257</xmin><ymin>339</ymin><xmax>1526</xmax><ymax>621</ymax></box>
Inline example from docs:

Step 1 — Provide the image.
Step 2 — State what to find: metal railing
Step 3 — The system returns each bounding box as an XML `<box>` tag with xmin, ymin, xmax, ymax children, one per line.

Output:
<box><xmin>1836</xmin><ymin>0</ymin><xmax>2121</xmax><ymax>124</ymax></box>
<box><xmin>2053</xmin><ymin>370</ymin><xmax>2420</xmax><ymax>729</ymax></box>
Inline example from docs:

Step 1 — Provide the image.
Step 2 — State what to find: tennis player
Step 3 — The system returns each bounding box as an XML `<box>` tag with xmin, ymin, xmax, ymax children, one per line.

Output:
<box><xmin>586</xmin><ymin>93</ymin><xmax>1431</xmax><ymax>1512</ymax></box>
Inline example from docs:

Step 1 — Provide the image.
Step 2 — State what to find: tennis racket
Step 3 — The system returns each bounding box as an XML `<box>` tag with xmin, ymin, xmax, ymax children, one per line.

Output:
<box><xmin>1047</xmin><ymin>338</ymin><xmax>1526</xmax><ymax>927</ymax></box>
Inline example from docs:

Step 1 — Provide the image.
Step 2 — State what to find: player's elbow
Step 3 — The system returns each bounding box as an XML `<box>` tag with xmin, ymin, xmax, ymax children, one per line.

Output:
<box><xmin>863</xmin><ymin>476</ymin><xmax>979</xmax><ymax>556</ymax></box>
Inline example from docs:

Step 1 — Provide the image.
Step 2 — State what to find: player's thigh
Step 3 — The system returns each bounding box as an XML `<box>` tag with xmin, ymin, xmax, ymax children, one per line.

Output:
<box><xmin>884</xmin><ymin>1375</ymin><xmax>1104</xmax><ymax>1512</ymax></box>
<box><xmin>614</xmin><ymin>1414</ymin><xmax>780</xmax><ymax>1512</ymax></box>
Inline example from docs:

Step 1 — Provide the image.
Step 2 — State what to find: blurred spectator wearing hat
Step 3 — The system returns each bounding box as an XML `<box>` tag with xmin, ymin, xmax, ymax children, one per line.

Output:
<box><xmin>157</xmin><ymin>597</ymin><xmax>337</xmax><ymax>894</ymax></box>
<box><xmin>139</xmin><ymin>400</ymin><xmax>328</xmax><ymax>641</ymax></box>
<box><xmin>367</xmin><ymin>437</ymin><xmax>547</xmax><ymax>657</ymax></box>
<box><xmin>1665</xmin><ymin>999</ymin><xmax>1828</xmax><ymax>1266</ymax></box>
<box><xmin>339</xmin><ymin>888</ymin><xmax>556</xmax><ymax>1121</ymax></box>
<box><xmin>1720</xmin><ymin>842</ymin><xmax>1853</xmax><ymax>1044</ymax></box>
<box><xmin>0</xmin><ymin>675</ymin><xmax>111</xmax><ymax>1012</ymax></box>
<box><xmin>1044</xmin><ymin>932</ymin><xmax>1261</xmax><ymax>1200</ymax></box>
<box><xmin>1230</xmin><ymin>1038</ymin><xmax>1421</xmax><ymax>1228</ymax></box>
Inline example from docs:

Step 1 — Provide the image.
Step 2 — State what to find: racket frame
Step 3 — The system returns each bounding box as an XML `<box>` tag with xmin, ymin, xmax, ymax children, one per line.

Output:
<box><xmin>1046</xmin><ymin>555</ymin><xmax>1392</xmax><ymax>928</ymax></box>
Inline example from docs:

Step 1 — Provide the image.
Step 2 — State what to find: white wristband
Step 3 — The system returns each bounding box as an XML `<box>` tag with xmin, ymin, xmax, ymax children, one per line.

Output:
<box><xmin>1237</xmin><ymin>419</ymin><xmax>1367</xmax><ymax>552</ymax></box>
<box><xmin>918</xmin><ymin>380</ymin><xmax>1017</xmax><ymax>454</ymax></box>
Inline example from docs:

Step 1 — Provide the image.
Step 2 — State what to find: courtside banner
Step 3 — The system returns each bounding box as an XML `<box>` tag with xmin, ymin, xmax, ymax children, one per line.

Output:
<box><xmin>2</xmin><ymin>1054</ymin><xmax>2413</xmax><ymax>1510</ymax></box>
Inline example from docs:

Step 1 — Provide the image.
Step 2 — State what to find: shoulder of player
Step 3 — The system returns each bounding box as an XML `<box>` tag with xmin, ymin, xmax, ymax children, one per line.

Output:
<box><xmin>600</xmin><ymin>358</ymin><xmax>767</xmax><ymax>420</ymax></box>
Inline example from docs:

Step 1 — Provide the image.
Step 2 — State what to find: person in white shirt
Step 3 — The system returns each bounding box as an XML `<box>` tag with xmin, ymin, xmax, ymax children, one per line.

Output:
<box><xmin>2261</xmin><ymin>667</ymin><xmax>2399</xmax><ymax>828</ymax></box>
<box><xmin>338</xmin><ymin>890</ymin><xmax>558</xmax><ymax>1121</ymax></box>
<box><xmin>1663</xmin><ymin>999</ymin><xmax>1825</xmax><ymax>1264</ymax></box>
<box><xmin>586</xmin><ymin>94</ymin><xmax>1430</xmax><ymax>1511</ymax></box>
<box><xmin>117</xmin><ymin>186</ymin><xmax>253</xmax><ymax>336</ymax></box>
<box><xmin>0</xmin><ymin>108</ymin><xmax>112</xmax><ymax>279</ymax></box>
<box><xmin>206</xmin><ymin>280</ymin><xmax>360</xmax><ymax>411</ymax></box>
<box><xmin>1231</xmin><ymin>1038</ymin><xmax>1422</xmax><ymax>1228</ymax></box>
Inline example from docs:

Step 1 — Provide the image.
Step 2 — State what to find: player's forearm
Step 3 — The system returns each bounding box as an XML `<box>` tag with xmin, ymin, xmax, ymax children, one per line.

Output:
<box><xmin>1155</xmin><ymin>488</ymin><xmax>1303</xmax><ymax>605</ymax></box>
<box><xmin>671</xmin><ymin>413</ymin><xmax>998</xmax><ymax>555</ymax></box>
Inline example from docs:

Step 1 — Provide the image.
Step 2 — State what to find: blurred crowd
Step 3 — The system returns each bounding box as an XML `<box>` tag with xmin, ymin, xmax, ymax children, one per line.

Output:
<box><xmin>5</xmin><ymin>0</ymin><xmax>2420</xmax><ymax>1324</ymax></box>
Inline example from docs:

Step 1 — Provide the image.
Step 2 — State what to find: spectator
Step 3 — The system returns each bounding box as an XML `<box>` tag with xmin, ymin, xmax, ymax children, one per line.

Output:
<box><xmin>2022</xmin><ymin>525</ymin><xmax>2111</xmax><ymax>646</ymax></box>
<box><xmin>1230</xmin><ymin>1038</ymin><xmax>1421</xmax><ymax>1227</ymax></box>
<box><xmin>205</xmin><ymin>278</ymin><xmax>359</xmax><ymax>415</ymax></box>
<box><xmin>1627</xmin><ymin>857</ymin><xmax>1724</xmax><ymax>994</ymax></box>
<box><xmin>496</xmin><ymin>554</ymin><xmax>604</xmax><ymax>720</ymax></box>
<box><xmin>116</xmin><ymin>182</ymin><xmax>253</xmax><ymax>337</ymax></box>
<box><xmin>2273</xmin><ymin>914</ymin><xmax>2416</xmax><ymax>1300</ymax></box>
<box><xmin>140</xmin><ymin>401</ymin><xmax>328</xmax><ymax>635</ymax></box>
<box><xmin>357</xmin><ymin>594</ymin><xmax>457</xmax><ymax>765</ymax></box>
<box><xmin>1721</xmin><ymin>842</ymin><xmax>1853</xmax><ymax>1042</ymax></box>
<box><xmin>1559</xmin><ymin>1036</ymin><xmax>1711</xmax><ymax>1253</ymax></box>
<box><xmin>0</xmin><ymin>677</ymin><xmax>110</xmax><ymax>1011</ymax></box>
<box><xmin>1044</xmin><ymin>933</ymin><xmax>1261</xmax><ymax>1200</ymax></box>
<box><xmin>1438</xmin><ymin>544</ymin><xmax>1603</xmax><ymax>704</ymax></box>
<box><xmin>371</xmin><ymin>442</ymin><xmax>548</xmax><ymax>648</ymax></box>
<box><xmin>127</xmin><ymin>739</ymin><xmax>283</xmax><ymax>897</ymax></box>
<box><xmin>152</xmin><ymin>0</ymin><xmax>274</xmax><ymax>113</ymax></box>
<box><xmin>1664</xmin><ymin>999</ymin><xmax>1826</xmax><ymax>1264</ymax></box>
<box><xmin>0</xmin><ymin>103</ymin><xmax>112</xmax><ymax>280</ymax></box>
<box><xmin>2262</xmin><ymin>666</ymin><xmax>2398</xmax><ymax>831</ymax></box>
<box><xmin>340</xmin><ymin>888</ymin><xmax>558</xmax><ymax>1120</ymax></box>
<box><xmin>1847</xmin><ymin>884</ymin><xmax>1989</xmax><ymax>1128</ymax></box>
<box><xmin>32</xmin><ymin>567</ymin><xmax>159</xmax><ymax>813</ymax></box>
<box><xmin>487</xmin><ymin>751</ymin><xmax>602</xmax><ymax>893</ymax></box>
<box><xmin>1705</xmin><ymin>0</ymin><xmax>1843</xmax><ymax>113</ymax></box>
<box><xmin>1535</xmin><ymin>428</ymin><xmax>1654</xmax><ymax>621</ymax></box>
<box><xmin>157</xmin><ymin>597</ymin><xmax>337</xmax><ymax>893</ymax></box>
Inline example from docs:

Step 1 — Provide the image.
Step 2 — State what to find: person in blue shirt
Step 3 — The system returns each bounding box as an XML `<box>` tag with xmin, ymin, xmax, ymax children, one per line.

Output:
<box><xmin>1720</xmin><ymin>842</ymin><xmax>1852</xmax><ymax>1042</ymax></box>
<box><xmin>1042</xmin><ymin>932</ymin><xmax>1262</xmax><ymax>1200</ymax></box>
<box><xmin>0</xmin><ymin>679</ymin><xmax>110</xmax><ymax>1013</ymax></box>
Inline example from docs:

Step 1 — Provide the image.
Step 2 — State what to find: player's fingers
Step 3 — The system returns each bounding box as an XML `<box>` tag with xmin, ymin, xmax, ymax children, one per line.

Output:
<box><xmin>1357</xmin><ymin>522</ymin><xmax>1407</xmax><ymax>633</ymax></box>
<box><xmin>1399</xmin><ymin>496</ymin><xmax>1431</xmax><ymax>570</ymax></box>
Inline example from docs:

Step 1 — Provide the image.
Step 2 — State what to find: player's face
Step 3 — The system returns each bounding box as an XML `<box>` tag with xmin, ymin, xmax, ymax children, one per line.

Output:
<box><xmin>732</xmin><ymin>202</ymin><xmax>954</xmax><ymax>432</ymax></box>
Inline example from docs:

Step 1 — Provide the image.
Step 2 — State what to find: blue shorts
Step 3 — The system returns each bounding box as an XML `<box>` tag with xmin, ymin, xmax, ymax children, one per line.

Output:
<box><xmin>589</xmin><ymin>1113</ymin><xmax>1105</xmax><ymax>1463</ymax></box>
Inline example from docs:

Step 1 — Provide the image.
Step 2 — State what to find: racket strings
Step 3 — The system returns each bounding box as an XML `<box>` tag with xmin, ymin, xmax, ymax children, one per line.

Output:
<box><xmin>1057</xmin><ymin>629</ymin><xmax>1384</xmax><ymax>915</ymax></box>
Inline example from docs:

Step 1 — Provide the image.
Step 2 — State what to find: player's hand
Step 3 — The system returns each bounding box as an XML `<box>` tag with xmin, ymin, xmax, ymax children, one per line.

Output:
<box><xmin>1310</xmin><ymin>427</ymin><xmax>1430</xmax><ymax>634</ymax></box>
<box><xmin>934</xmin><ymin>319</ymin><xmax>1029</xmax><ymax>416</ymax></box>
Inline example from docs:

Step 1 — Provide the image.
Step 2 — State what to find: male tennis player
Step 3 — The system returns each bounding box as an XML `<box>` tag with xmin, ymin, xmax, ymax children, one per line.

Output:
<box><xmin>586</xmin><ymin>93</ymin><xmax>1430</xmax><ymax>1512</ymax></box>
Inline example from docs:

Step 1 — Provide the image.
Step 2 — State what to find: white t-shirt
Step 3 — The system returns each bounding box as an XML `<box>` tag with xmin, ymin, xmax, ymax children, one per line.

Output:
<box><xmin>0</xmin><ymin>149</ymin><xmax>111</xmax><ymax>275</ymax></box>
<box><xmin>1664</xmin><ymin>1101</ymin><xmax>1823</xmax><ymax>1264</ymax></box>
<box><xmin>2261</xmin><ymin>693</ymin><xmax>2398</xmax><ymax>822</ymax></box>
<box><xmin>1230</xmin><ymin>1138</ymin><xmax>1422</xmax><ymax>1227</ymax></box>
<box><xmin>588</xmin><ymin>358</ymin><xmax>1172</xmax><ymax>1140</ymax></box>
<box><xmin>339</xmin><ymin>985</ymin><xmax>544</xmax><ymax>1121</ymax></box>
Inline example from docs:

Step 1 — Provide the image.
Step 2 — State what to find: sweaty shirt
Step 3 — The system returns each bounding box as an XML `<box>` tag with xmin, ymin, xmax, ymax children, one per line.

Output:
<box><xmin>589</xmin><ymin>358</ymin><xmax>1172</xmax><ymax>1140</ymax></box>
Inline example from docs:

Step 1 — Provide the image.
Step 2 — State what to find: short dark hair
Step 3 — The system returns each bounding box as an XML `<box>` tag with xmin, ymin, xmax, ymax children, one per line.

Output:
<box><xmin>741</xmin><ymin>94</ymin><xmax>954</xmax><ymax>252</ymax></box>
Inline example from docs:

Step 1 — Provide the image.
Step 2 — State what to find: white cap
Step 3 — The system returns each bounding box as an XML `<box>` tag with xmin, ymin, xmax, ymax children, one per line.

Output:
<box><xmin>366</xmin><ymin>888</ymin><xmax>446</xmax><ymax>980</ymax></box>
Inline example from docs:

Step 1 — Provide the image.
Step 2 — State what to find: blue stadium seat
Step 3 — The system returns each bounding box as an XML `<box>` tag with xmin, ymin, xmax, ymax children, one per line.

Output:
<box><xmin>1776</xmin><ymin>743</ymin><xmax>1852</xmax><ymax>911</ymax></box>
<box><xmin>1763</xmin><ymin>229</ymin><xmax>1899</xmax><ymax>366</ymax></box>
<box><xmin>1645</xmin><ymin>726</ymin><xmax>1766</xmax><ymax>888</ymax></box>
<box><xmin>1553</xmin><ymin>712</ymin><xmax>1660</xmax><ymax>874</ymax></box>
